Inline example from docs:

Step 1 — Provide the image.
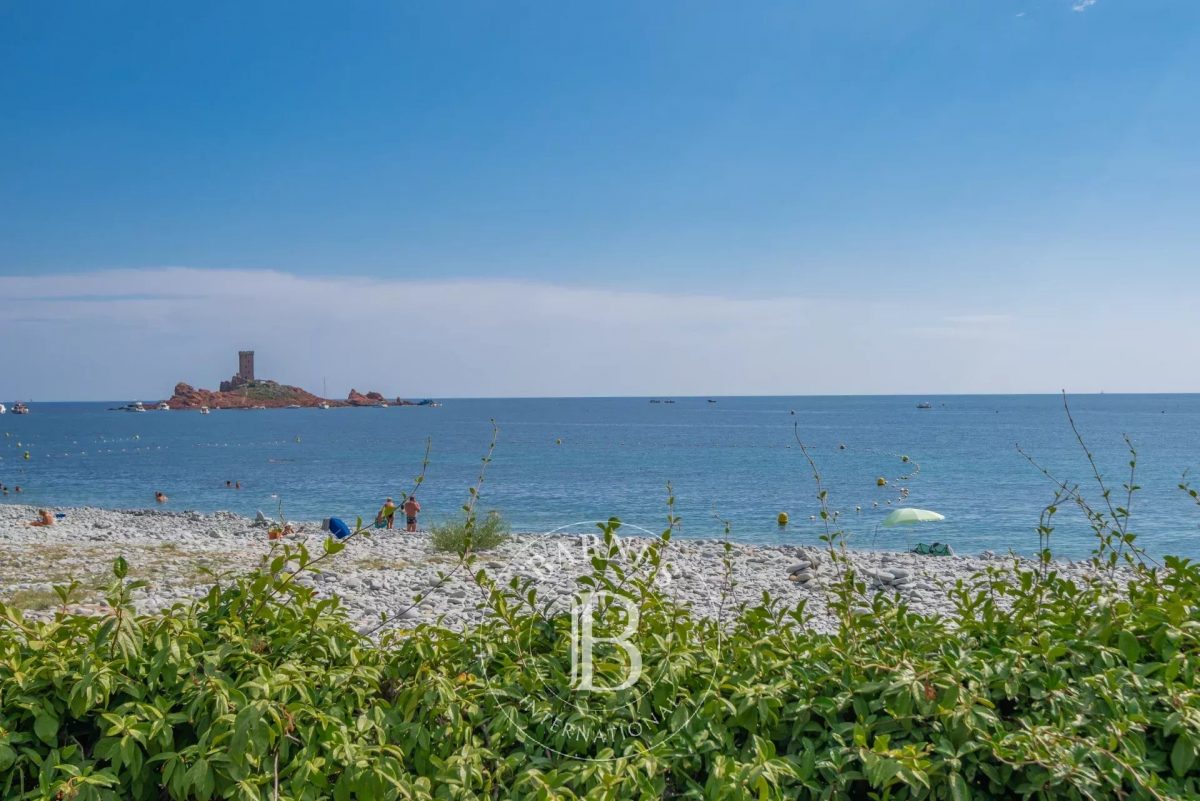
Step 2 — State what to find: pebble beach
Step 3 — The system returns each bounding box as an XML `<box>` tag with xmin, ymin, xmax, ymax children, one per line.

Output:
<box><xmin>0</xmin><ymin>504</ymin><xmax>1126</xmax><ymax>633</ymax></box>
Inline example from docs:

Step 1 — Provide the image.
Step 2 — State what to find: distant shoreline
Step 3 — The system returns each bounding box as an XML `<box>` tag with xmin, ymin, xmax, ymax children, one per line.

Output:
<box><xmin>12</xmin><ymin>392</ymin><xmax>1200</xmax><ymax>403</ymax></box>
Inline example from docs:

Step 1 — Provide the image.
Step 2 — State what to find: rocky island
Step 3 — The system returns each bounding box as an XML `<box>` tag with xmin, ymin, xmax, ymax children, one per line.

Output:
<box><xmin>167</xmin><ymin>380</ymin><xmax>333</xmax><ymax>409</ymax></box>
<box><xmin>148</xmin><ymin>350</ymin><xmax>434</xmax><ymax>410</ymax></box>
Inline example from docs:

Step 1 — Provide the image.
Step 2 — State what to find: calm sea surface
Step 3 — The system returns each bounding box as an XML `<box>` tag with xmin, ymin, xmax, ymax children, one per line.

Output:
<box><xmin>2</xmin><ymin>396</ymin><xmax>1199</xmax><ymax>558</ymax></box>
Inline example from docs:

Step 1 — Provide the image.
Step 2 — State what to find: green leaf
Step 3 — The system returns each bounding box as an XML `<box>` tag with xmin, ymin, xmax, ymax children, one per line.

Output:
<box><xmin>34</xmin><ymin>712</ymin><xmax>58</xmax><ymax>745</ymax></box>
<box><xmin>113</xmin><ymin>556</ymin><xmax>128</xmax><ymax>579</ymax></box>
<box><xmin>949</xmin><ymin>772</ymin><xmax>971</xmax><ymax>801</ymax></box>
<box><xmin>1171</xmin><ymin>735</ymin><xmax>1195</xmax><ymax>778</ymax></box>
<box><xmin>1117</xmin><ymin>630</ymin><xmax>1142</xmax><ymax>663</ymax></box>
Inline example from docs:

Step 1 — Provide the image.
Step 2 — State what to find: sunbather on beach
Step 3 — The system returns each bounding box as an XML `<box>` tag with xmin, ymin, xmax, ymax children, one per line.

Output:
<box><xmin>28</xmin><ymin>509</ymin><xmax>54</xmax><ymax>527</ymax></box>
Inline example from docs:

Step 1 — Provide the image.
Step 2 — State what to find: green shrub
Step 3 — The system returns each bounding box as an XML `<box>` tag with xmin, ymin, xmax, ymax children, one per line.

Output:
<box><xmin>430</xmin><ymin>510</ymin><xmax>509</xmax><ymax>554</ymax></box>
<box><xmin>1</xmin><ymin>526</ymin><xmax>1199</xmax><ymax>800</ymax></box>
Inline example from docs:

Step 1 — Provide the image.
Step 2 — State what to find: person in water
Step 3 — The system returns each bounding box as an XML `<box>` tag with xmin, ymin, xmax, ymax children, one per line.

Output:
<box><xmin>28</xmin><ymin>509</ymin><xmax>54</xmax><ymax>527</ymax></box>
<box><xmin>377</xmin><ymin>497</ymin><xmax>397</xmax><ymax>529</ymax></box>
<box><xmin>403</xmin><ymin>496</ymin><xmax>421</xmax><ymax>532</ymax></box>
<box><xmin>155</xmin><ymin>491</ymin><xmax>168</xmax><ymax>503</ymax></box>
<box><xmin>322</xmin><ymin>517</ymin><xmax>353</xmax><ymax>540</ymax></box>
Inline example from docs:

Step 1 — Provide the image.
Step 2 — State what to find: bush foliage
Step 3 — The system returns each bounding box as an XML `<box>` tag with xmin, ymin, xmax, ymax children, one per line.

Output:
<box><xmin>1</xmin><ymin>526</ymin><xmax>1198</xmax><ymax>800</ymax></box>
<box><xmin>429</xmin><ymin>510</ymin><xmax>509</xmax><ymax>554</ymax></box>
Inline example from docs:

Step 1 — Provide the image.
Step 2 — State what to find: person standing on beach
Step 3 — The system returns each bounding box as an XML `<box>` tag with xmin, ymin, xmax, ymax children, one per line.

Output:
<box><xmin>403</xmin><ymin>496</ymin><xmax>421</xmax><ymax>532</ymax></box>
<box><xmin>378</xmin><ymin>497</ymin><xmax>397</xmax><ymax>529</ymax></box>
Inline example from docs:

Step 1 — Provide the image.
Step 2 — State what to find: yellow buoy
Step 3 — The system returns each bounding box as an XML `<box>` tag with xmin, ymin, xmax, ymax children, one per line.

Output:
<box><xmin>777</xmin><ymin>512</ymin><xmax>789</xmax><ymax>526</ymax></box>
<box><xmin>876</xmin><ymin>477</ymin><xmax>887</xmax><ymax>487</ymax></box>
<box><xmin>24</xmin><ymin>451</ymin><xmax>31</xmax><ymax>460</ymax></box>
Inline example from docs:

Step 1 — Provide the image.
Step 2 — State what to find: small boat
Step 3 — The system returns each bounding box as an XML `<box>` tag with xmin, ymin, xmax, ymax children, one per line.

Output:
<box><xmin>0</xmin><ymin>403</ymin><xmax>6</xmax><ymax>415</ymax></box>
<box><xmin>251</xmin><ymin>405</ymin><xmax>267</xmax><ymax>410</ymax></box>
<box><xmin>199</xmin><ymin>406</ymin><xmax>210</xmax><ymax>415</ymax></box>
<box><xmin>377</xmin><ymin>401</ymin><xmax>389</xmax><ymax>408</ymax></box>
<box><xmin>130</xmin><ymin>401</ymin><xmax>146</xmax><ymax>413</ymax></box>
<box><xmin>156</xmin><ymin>401</ymin><xmax>170</xmax><ymax>411</ymax></box>
<box><xmin>917</xmin><ymin>402</ymin><xmax>932</xmax><ymax>410</ymax></box>
<box><xmin>287</xmin><ymin>404</ymin><xmax>302</xmax><ymax>409</ymax></box>
<box><xmin>707</xmin><ymin>399</ymin><xmax>717</xmax><ymax>403</ymax></box>
<box><xmin>318</xmin><ymin>401</ymin><xmax>331</xmax><ymax>410</ymax></box>
<box><xmin>12</xmin><ymin>402</ymin><xmax>29</xmax><ymax>415</ymax></box>
<box><xmin>649</xmin><ymin>399</ymin><xmax>661</xmax><ymax>404</ymax></box>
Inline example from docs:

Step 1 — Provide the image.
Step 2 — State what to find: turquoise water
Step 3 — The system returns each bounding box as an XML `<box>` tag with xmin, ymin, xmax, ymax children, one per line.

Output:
<box><xmin>2</xmin><ymin>396</ymin><xmax>1199</xmax><ymax>558</ymax></box>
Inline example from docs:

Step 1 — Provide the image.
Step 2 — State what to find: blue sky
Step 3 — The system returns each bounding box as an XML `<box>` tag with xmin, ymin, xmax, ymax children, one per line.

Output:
<box><xmin>2</xmin><ymin>1</ymin><xmax>1199</xmax><ymax>398</ymax></box>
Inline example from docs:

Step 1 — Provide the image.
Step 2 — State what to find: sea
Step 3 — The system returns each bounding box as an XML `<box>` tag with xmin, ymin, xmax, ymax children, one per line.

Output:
<box><xmin>2</xmin><ymin>395</ymin><xmax>1199</xmax><ymax>559</ymax></box>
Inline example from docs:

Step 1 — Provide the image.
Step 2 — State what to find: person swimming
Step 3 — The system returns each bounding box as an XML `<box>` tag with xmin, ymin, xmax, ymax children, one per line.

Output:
<box><xmin>155</xmin><ymin>491</ymin><xmax>168</xmax><ymax>503</ymax></box>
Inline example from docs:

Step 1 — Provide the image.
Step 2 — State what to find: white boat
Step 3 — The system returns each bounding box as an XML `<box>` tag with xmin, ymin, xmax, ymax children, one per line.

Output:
<box><xmin>0</xmin><ymin>403</ymin><xmax>6</xmax><ymax>415</ymax></box>
<box><xmin>377</xmin><ymin>401</ymin><xmax>389</xmax><ymax>408</ymax></box>
<box><xmin>916</xmin><ymin>402</ymin><xmax>932</xmax><ymax>410</ymax></box>
<box><xmin>318</xmin><ymin>401</ymin><xmax>331</xmax><ymax>410</ymax></box>
<box><xmin>156</xmin><ymin>401</ymin><xmax>170</xmax><ymax>411</ymax></box>
<box><xmin>131</xmin><ymin>401</ymin><xmax>146</xmax><ymax>413</ymax></box>
<box><xmin>12</xmin><ymin>402</ymin><xmax>29</xmax><ymax>415</ymax></box>
<box><xmin>199</xmin><ymin>406</ymin><xmax>210</xmax><ymax>415</ymax></box>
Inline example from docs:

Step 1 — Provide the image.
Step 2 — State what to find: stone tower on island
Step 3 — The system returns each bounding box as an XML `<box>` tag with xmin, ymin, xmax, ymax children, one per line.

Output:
<box><xmin>220</xmin><ymin>350</ymin><xmax>256</xmax><ymax>391</ymax></box>
<box><xmin>238</xmin><ymin>350</ymin><xmax>255</xmax><ymax>383</ymax></box>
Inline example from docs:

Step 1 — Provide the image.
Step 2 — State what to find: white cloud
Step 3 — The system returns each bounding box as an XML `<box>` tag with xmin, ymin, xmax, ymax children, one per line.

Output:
<box><xmin>1073</xmin><ymin>0</ymin><xmax>1098</xmax><ymax>11</ymax></box>
<box><xmin>0</xmin><ymin>267</ymin><xmax>1195</xmax><ymax>399</ymax></box>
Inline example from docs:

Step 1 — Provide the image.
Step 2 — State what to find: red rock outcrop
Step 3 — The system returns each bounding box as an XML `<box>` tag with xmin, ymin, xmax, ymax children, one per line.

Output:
<box><xmin>167</xmin><ymin>381</ymin><xmax>333</xmax><ymax>409</ymax></box>
<box><xmin>346</xmin><ymin>389</ymin><xmax>387</xmax><ymax>406</ymax></box>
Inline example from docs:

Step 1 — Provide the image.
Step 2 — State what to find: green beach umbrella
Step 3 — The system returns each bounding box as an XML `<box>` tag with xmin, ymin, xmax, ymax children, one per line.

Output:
<box><xmin>881</xmin><ymin>507</ymin><xmax>945</xmax><ymax>527</ymax></box>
